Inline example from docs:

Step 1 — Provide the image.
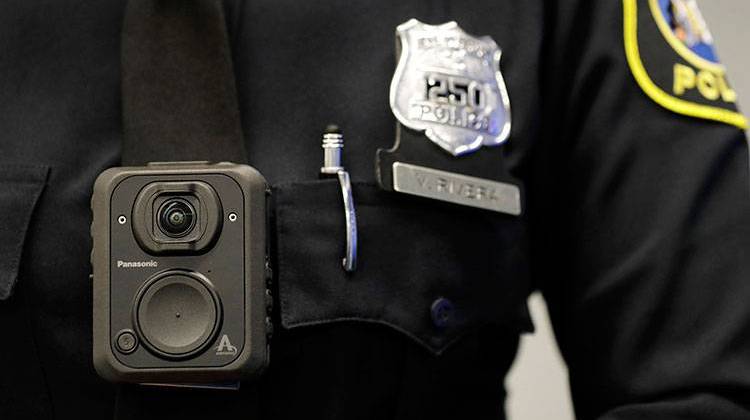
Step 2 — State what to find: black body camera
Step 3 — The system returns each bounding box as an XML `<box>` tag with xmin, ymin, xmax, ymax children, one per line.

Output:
<box><xmin>91</xmin><ymin>162</ymin><xmax>270</xmax><ymax>384</ymax></box>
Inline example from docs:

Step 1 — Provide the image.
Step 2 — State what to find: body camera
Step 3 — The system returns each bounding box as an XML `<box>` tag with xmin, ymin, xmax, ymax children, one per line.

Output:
<box><xmin>91</xmin><ymin>162</ymin><xmax>270</xmax><ymax>384</ymax></box>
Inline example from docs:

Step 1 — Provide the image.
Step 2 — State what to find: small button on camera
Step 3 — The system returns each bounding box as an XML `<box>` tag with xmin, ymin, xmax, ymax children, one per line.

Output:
<box><xmin>115</xmin><ymin>330</ymin><xmax>138</xmax><ymax>354</ymax></box>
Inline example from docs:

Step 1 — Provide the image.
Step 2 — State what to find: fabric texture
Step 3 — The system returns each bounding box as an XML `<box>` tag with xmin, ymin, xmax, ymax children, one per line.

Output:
<box><xmin>0</xmin><ymin>0</ymin><xmax>749</xmax><ymax>419</ymax></box>
<box><xmin>275</xmin><ymin>180</ymin><xmax>531</xmax><ymax>354</ymax></box>
<box><xmin>0</xmin><ymin>165</ymin><xmax>48</xmax><ymax>300</ymax></box>
<box><xmin>533</xmin><ymin>1</ymin><xmax>750</xmax><ymax>418</ymax></box>
<box><xmin>121</xmin><ymin>0</ymin><xmax>246</xmax><ymax>164</ymax></box>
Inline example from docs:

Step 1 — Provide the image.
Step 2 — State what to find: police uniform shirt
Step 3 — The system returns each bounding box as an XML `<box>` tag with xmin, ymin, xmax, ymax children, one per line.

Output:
<box><xmin>1</xmin><ymin>1</ymin><xmax>750</xmax><ymax>419</ymax></box>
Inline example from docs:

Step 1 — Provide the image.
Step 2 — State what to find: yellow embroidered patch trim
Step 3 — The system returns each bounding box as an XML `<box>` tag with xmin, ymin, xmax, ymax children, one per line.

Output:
<box><xmin>622</xmin><ymin>0</ymin><xmax>748</xmax><ymax>129</ymax></box>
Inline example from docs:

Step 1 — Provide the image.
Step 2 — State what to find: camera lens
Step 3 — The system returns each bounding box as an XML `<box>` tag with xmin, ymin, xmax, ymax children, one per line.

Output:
<box><xmin>157</xmin><ymin>198</ymin><xmax>196</xmax><ymax>238</ymax></box>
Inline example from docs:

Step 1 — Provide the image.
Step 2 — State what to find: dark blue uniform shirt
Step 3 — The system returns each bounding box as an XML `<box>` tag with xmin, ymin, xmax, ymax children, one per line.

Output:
<box><xmin>1</xmin><ymin>1</ymin><xmax>749</xmax><ymax>419</ymax></box>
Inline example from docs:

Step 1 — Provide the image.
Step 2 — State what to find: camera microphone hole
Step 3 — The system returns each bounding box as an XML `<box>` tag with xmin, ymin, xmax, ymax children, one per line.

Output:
<box><xmin>228</xmin><ymin>213</ymin><xmax>238</xmax><ymax>222</ymax></box>
<box><xmin>117</xmin><ymin>215</ymin><xmax>127</xmax><ymax>225</ymax></box>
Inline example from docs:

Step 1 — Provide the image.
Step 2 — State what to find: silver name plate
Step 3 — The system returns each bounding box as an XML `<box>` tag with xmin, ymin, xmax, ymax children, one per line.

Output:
<box><xmin>392</xmin><ymin>162</ymin><xmax>521</xmax><ymax>215</ymax></box>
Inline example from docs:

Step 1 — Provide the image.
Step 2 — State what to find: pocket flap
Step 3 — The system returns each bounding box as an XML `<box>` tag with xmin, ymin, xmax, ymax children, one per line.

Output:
<box><xmin>274</xmin><ymin>180</ymin><xmax>532</xmax><ymax>355</ymax></box>
<box><xmin>0</xmin><ymin>164</ymin><xmax>49</xmax><ymax>300</ymax></box>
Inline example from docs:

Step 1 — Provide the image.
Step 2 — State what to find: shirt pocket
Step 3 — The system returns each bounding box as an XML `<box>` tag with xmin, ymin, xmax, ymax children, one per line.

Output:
<box><xmin>0</xmin><ymin>164</ymin><xmax>49</xmax><ymax>300</ymax></box>
<box><xmin>274</xmin><ymin>180</ymin><xmax>532</xmax><ymax>355</ymax></box>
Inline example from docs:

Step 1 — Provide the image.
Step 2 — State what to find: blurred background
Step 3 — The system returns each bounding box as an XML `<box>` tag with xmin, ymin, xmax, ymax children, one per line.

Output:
<box><xmin>505</xmin><ymin>1</ymin><xmax>750</xmax><ymax>419</ymax></box>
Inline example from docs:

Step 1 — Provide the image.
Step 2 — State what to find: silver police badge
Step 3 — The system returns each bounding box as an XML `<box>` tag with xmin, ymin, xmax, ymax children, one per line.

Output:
<box><xmin>390</xmin><ymin>19</ymin><xmax>512</xmax><ymax>156</ymax></box>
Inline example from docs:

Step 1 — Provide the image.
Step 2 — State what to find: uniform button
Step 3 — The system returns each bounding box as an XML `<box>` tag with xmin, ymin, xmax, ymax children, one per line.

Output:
<box><xmin>265</xmin><ymin>316</ymin><xmax>274</xmax><ymax>338</ymax></box>
<box><xmin>264</xmin><ymin>258</ymin><xmax>274</xmax><ymax>285</ymax></box>
<box><xmin>265</xmin><ymin>289</ymin><xmax>274</xmax><ymax>314</ymax></box>
<box><xmin>431</xmin><ymin>297</ymin><xmax>455</xmax><ymax>329</ymax></box>
<box><xmin>116</xmin><ymin>330</ymin><xmax>138</xmax><ymax>354</ymax></box>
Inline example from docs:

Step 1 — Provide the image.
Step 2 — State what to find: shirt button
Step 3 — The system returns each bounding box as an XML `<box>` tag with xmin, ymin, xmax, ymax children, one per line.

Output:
<box><xmin>431</xmin><ymin>297</ymin><xmax>455</xmax><ymax>329</ymax></box>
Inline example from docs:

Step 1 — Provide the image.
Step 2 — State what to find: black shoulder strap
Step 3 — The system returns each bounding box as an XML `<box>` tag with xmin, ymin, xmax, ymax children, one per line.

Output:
<box><xmin>121</xmin><ymin>0</ymin><xmax>246</xmax><ymax>166</ymax></box>
<box><xmin>116</xmin><ymin>1</ymin><xmax>258</xmax><ymax>418</ymax></box>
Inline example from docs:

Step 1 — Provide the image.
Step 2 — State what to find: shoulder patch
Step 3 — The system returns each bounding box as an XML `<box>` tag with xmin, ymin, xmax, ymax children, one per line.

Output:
<box><xmin>623</xmin><ymin>0</ymin><xmax>747</xmax><ymax>129</ymax></box>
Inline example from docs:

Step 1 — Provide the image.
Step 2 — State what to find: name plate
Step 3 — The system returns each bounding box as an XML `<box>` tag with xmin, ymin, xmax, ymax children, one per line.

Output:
<box><xmin>392</xmin><ymin>162</ymin><xmax>521</xmax><ymax>215</ymax></box>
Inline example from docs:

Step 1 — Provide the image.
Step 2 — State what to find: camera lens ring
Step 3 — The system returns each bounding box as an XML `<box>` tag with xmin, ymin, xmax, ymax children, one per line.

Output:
<box><xmin>157</xmin><ymin>198</ymin><xmax>197</xmax><ymax>238</ymax></box>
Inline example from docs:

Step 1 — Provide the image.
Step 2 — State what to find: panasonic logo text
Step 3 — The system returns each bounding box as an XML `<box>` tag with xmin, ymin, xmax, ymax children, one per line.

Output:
<box><xmin>116</xmin><ymin>260</ymin><xmax>159</xmax><ymax>269</ymax></box>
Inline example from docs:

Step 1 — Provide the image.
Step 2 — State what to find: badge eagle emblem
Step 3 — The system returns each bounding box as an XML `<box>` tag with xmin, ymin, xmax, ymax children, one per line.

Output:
<box><xmin>390</xmin><ymin>19</ymin><xmax>512</xmax><ymax>156</ymax></box>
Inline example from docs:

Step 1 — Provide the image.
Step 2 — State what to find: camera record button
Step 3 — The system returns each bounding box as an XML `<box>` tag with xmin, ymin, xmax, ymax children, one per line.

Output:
<box><xmin>135</xmin><ymin>272</ymin><xmax>221</xmax><ymax>359</ymax></box>
<box><xmin>115</xmin><ymin>330</ymin><xmax>138</xmax><ymax>354</ymax></box>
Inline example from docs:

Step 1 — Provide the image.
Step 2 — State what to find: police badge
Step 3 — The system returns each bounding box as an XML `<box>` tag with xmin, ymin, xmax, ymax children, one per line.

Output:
<box><xmin>377</xmin><ymin>19</ymin><xmax>522</xmax><ymax>215</ymax></box>
<box><xmin>390</xmin><ymin>19</ymin><xmax>511</xmax><ymax>156</ymax></box>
